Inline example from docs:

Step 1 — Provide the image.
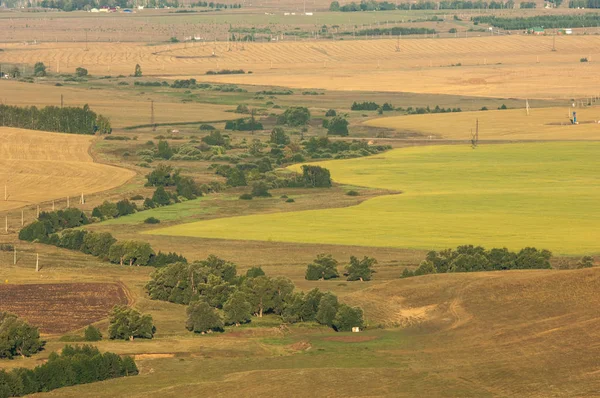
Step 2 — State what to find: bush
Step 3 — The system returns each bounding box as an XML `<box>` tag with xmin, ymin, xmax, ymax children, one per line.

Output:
<box><xmin>246</xmin><ymin>266</ymin><xmax>266</xmax><ymax>278</ymax></box>
<box><xmin>130</xmin><ymin>194</ymin><xmax>144</xmax><ymax>200</ymax></box>
<box><xmin>277</xmin><ymin>107</ymin><xmax>311</xmax><ymax>126</ymax></box>
<box><xmin>346</xmin><ymin>190</ymin><xmax>359</xmax><ymax>196</ymax></box>
<box><xmin>286</xmin><ymin>198</ymin><xmax>295</xmax><ymax>203</ymax></box>
<box><xmin>199</xmin><ymin>123</ymin><xmax>215</xmax><ymax>130</ymax></box>
<box><xmin>580</xmin><ymin>57</ymin><xmax>589</xmax><ymax>62</ymax></box>
<box><xmin>239</xmin><ymin>193</ymin><xmax>253</xmax><ymax>200</ymax></box>
<box><xmin>83</xmin><ymin>325</ymin><xmax>102</xmax><ymax>341</ymax></box>
<box><xmin>251</xmin><ymin>181</ymin><xmax>272</xmax><ymax>197</ymax></box>
<box><xmin>327</xmin><ymin>116</ymin><xmax>349</xmax><ymax>136</ymax></box>
<box><xmin>75</xmin><ymin>67</ymin><xmax>88</xmax><ymax>77</ymax></box>
<box><xmin>325</xmin><ymin>109</ymin><xmax>337</xmax><ymax>117</ymax></box>
<box><xmin>144</xmin><ymin>217</ymin><xmax>160</xmax><ymax>224</ymax></box>
<box><xmin>345</xmin><ymin>256</ymin><xmax>376</xmax><ymax>281</ymax></box>
<box><xmin>302</xmin><ymin>165</ymin><xmax>332</xmax><ymax>188</ymax></box>
<box><xmin>305</xmin><ymin>254</ymin><xmax>339</xmax><ymax>280</ymax></box>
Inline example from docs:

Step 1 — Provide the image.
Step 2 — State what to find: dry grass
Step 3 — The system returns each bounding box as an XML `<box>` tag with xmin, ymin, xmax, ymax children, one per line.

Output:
<box><xmin>0</xmin><ymin>127</ymin><xmax>135</xmax><ymax>211</ymax></box>
<box><xmin>0</xmin><ymin>80</ymin><xmax>237</xmax><ymax>128</ymax></box>
<box><xmin>365</xmin><ymin>106</ymin><xmax>600</xmax><ymax>140</ymax></box>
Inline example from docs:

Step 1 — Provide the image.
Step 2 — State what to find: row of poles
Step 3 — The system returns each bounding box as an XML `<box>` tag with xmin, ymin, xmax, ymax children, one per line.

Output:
<box><xmin>4</xmin><ymin>247</ymin><xmax>41</xmax><ymax>272</ymax></box>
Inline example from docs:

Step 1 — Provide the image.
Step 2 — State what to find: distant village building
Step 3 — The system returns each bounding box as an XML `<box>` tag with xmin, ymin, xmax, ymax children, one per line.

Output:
<box><xmin>528</xmin><ymin>27</ymin><xmax>545</xmax><ymax>35</ymax></box>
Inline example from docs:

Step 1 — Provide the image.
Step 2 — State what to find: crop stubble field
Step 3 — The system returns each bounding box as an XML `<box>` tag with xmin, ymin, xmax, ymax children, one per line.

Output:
<box><xmin>149</xmin><ymin>142</ymin><xmax>600</xmax><ymax>255</ymax></box>
<box><xmin>0</xmin><ymin>127</ymin><xmax>135</xmax><ymax>211</ymax></box>
<box><xmin>2</xmin><ymin>36</ymin><xmax>599</xmax><ymax>98</ymax></box>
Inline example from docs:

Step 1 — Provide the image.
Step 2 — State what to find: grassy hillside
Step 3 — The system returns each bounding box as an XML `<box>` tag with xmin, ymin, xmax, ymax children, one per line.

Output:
<box><xmin>147</xmin><ymin>142</ymin><xmax>600</xmax><ymax>255</ymax></box>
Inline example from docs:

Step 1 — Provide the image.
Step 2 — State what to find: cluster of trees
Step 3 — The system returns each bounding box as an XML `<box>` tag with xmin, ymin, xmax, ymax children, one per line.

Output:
<box><xmin>92</xmin><ymin>199</ymin><xmax>137</xmax><ymax>220</ymax></box>
<box><xmin>351</xmin><ymin>27</ymin><xmax>436</xmax><ymax>36</ymax></box>
<box><xmin>18</xmin><ymin>208</ymin><xmax>90</xmax><ymax>242</ymax></box>
<box><xmin>145</xmin><ymin>164</ymin><xmax>202</xmax><ymax>200</ymax></box>
<box><xmin>402</xmin><ymin>245</ymin><xmax>553</xmax><ymax>278</ymax></box>
<box><xmin>0</xmin><ymin>345</ymin><xmax>137</xmax><ymax>397</ymax></box>
<box><xmin>224</xmin><ymin>118</ymin><xmax>264</xmax><ymax>131</ymax></box>
<box><xmin>351</xmin><ymin>101</ymin><xmax>393</xmax><ymax>111</ymax></box>
<box><xmin>277</xmin><ymin>107</ymin><xmax>311</xmax><ymax>127</ymax></box>
<box><xmin>323</xmin><ymin>116</ymin><xmax>349</xmax><ymax>136</ymax></box>
<box><xmin>331</xmin><ymin>0</ymin><xmax>515</xmax><ymax>10</ymax></box>
<box><xmin>108</xmin><ymin>306</ymin><xmax>155</xmax><ymax>340</ymax></box>
<box><xmin>0</xmin><ymin>104</ymin><xmax>111</xmax><ymax>135</ymax></box>
<box><xmin>569</xmin><ymin>0</ymin><xmax>600</xmax><ymax>7</ymax></box>
<box><xmin>305</xmin><ymin>254</ymin><xmax>376</xmax><ymax>281</ymax></box>
<box><xmin>0</xmin><ymin>313</ymin><xmax>43</xmax><ymax>359</ymax></box>
<box><xmin>404</xmin><ymin>105</ymin><xmax>462</xmax><ymax>115</ymax></box>
<box><xmin>303</xmin><ymin>136</ymin><xmax>391</xmax><ymax>160</ymax></box>
<box><xmin>146</xmin><ymin>255</ymin><xmax>365</xmax><ymax>333</ymax></box>
<box><xmin>473</xmin><ymin>14</ymin><xmax>600</xmax><ymax>29</ymax></box>
<box><xmin>205</xmin><ymin>69</ymin><xmax>246</xmax><ymax>75</ymax></box>
<box><xmin>190</xmin><ymin>1</ymin><xmax>242</xmax><ymax>7</ymax></box>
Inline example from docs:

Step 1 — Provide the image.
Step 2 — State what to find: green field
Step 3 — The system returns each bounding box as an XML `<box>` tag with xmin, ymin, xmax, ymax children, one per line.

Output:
<box><xmin>148</xmin><ymin>142</ymin><xmax>600</xmax><ymax>255</ymax></box>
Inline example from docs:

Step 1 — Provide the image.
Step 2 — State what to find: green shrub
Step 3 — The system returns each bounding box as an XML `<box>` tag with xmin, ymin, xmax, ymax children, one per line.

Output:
<box><xmin>144</xmin><ymin>217</ymin><xmax>161</xmax><ymax>224</ymax></box>
<box><xmin>239</xmin><ymin>193</ymin><xmax>253</xmax><ymax>200</ymax></box>
<box><xmin>83</xmin><ymin>325</ymin><xmax>102</xmax><ymax>341</ymax></box>
<box><xmin>286</xmin><ymin>198</ymin><xmax>295</xmax><ymax>203</ymax></box>
<box><xmin>346</xmin><ymin>190</ymin><xmax>359</xmax><ymax>196</ymax></box>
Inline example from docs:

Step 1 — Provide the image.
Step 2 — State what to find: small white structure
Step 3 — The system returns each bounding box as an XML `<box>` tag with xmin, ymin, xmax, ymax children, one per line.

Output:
<box><xmin>138</xmin><ymin>5</ymin><xmax>144</xmax><ymax>9</ymax></box>
<box><xmin>352</xmin><ymin>327</ymin><xmax>360</xmax><ymax>333</ymax></box>
<box><xmin>90</xmin><ymin>7</ymin><xmax>99</xmax><ymax>12</ymax></box>
<box><xmin>304</xmin><ymin>12</ymin><xmax>313</xmax><ymax>15</ymax></box>
<box><xmin>284</xmin><ymin>12</ymin><xmax>290</xmax><ymax>15</ymax></box>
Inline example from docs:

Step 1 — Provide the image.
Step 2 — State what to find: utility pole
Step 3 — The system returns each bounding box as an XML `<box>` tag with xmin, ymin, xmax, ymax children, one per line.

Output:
<box><xmin>36</xmin><ymin>253</ymin><xmax>39</xmax><ymax>272</ymax></box>
<box><xmin>151</xmin><ymin>100</ymin><xmax>156</xmax><ymax>131</ymax></box>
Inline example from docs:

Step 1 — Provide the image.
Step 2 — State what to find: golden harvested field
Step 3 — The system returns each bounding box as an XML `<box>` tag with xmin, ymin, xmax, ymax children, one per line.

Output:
<box><xmin>2</xmin><ymin>36</ymin><xmax>597</xmax><ymax>98</ymax></box>
<box><xmin>0</xmin><ymin>127</ymin><xmax>135</xmax><ymax>211</ymax></box>
<box><xmin>366</xmin><ymin>106</ymin><xmax>600</xmax><ymax>140</ymax></box>
<box><xmin>0</xmin><ymin>80</ymin><xmax>237</xmax><ymax>128</ymax></box>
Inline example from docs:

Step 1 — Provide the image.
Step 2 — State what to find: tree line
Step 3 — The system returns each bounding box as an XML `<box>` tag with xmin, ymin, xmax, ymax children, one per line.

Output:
<box><xmin>0</xmin><ymin>345</ymin><xmax>137</xmax><ymax>398</ymax></box>
<box><xmin>0</xmin><ymin>104</ymin><xmax>111</xmax><ymax>135</ymax></box>
<box><xmin>402</xmin><ymin>245</ymin><xmax>553</xmax><ymax>277</ymax></box>
<box><xmin>330</xmin><ymin>0</ymin><xmax>514</xmax><ymax>11</ymax></box>
<box><xmin>18</xmin><ymin>208</ymin><xmax>185</xmax><ymax>267</ymax></box>
<box><xmin>473</xmin><ymin>14</ymin><xmax>600</xmax><ymax>29</ymax></box>
<box><xmin>146</xmin><ymin>255</ymin><xmax>366</xmax><ymax>333</ymax></box>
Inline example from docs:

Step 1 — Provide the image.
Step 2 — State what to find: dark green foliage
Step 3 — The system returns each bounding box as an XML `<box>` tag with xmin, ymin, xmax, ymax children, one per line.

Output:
<box><xmin>134</xmin><ymin>64</ymin><xmax>142</xmax><ymax>77</ymax></box>
<box><xmin>345</xmin><ymin>256</ymin><xmax>376</xmax><ymax>281</ymax></box>
<box><xmin>156</xmin><ymin>140</ymin><xmax>173</xmax><ymax>160</ymax></box>
<box><xmin>75</xmin><ymin>67</ymin><xmax>88</xmax><ymax>77</ymax></box>
<box><xmin>176</xmin><ymin>176</ymin><xmax>202</xmax><ymax>199</ymax></box>
<box><xmin>144</xmin><ymin>217</ymin><xmax>160</xmax><ymax>224</ymax></box>
<box><xmin>473</xmin><ymin>14</ymin><xmax>600</xmax><ymax>30</ymax></box>
<box><xmin>108</xmin><ymin>306</ymin><xmax>154</xmax><ymax>340</ymax></box>
<box><xmin>0</xmin><ymin>104</ymin><xmax>110</xmax><ymax>135</ymax></box>
<box><xmin>0</xmin><ymin>312</ymin><xmax>43</xmax><ymax>359</ymax></box>
<box><xmin>201</xmin><ymin>130</ymin><xmax>228</xmax><ymax>146</ymax></box>
<box><xmin>223</xmin><ymin>291</ymin><xmax>252</xmax><ymax>325</ymax></box>
<box><xmin>305</xmin><ymin>254</ymin><xmax>339</xmax><ymax>280</ymax></box>
<box><xmin>302</xmin><ymin>165</ymin><xmax>332</xmax><ymax>188</ymax></box>
<box><xmin>346</xmin><ymin>190</ymin><xmax>359</xmax><ymax>196</ymax></box>
<box><xmin>224</xmin><ymin>118</ymin><xmax>263</xmax><ymax>131</ymax></box>
<box><xmin>315</xmin><ymin>293</ymin><xmax>339</xmax><ymax>327</ymax></box>
<box><xmin>351</xmin><ymin>101</ymin><xmax>380</xmax><ymax>111</ymax></box>
<box><xmin>145</xmin><ymin>164</ymin><xmax>180</xmax><ymax>187</ymax></box>
<box><xmin>116</xmin><ymin>200</ymin><xmax>137</xmax><ymax>217</ymax></box>
<box><xmin>92</xmin><ymin>201</ymin><xmax>118</xmax><ymax>219</ymax></box>
<box><xmin>246</xmin><ymin>266</ymin><xmax>265</xmax><ymax>278</ymax></box>
<box><xmin>152</xmin><ymin>186</ymin><xmax>171</xmax><ymax>206</ymax></box>
<box><xmin>206</xmin><ymin>69</ymin><xmax>245</xmax><ymax>75</ymax></box>
<box><xmin>149</xmin><ymin>251</ymin><xmax>188</xmax><ymax>267</ymax></box>
<box><xmin>333</xmin><ymin>305</ymin><xmax>364</xmax><ymax>332</ymax></box>
<box><xmin>58</xmin><ymin>229</ymin><xmax>88</xmax><ymax>251</ymax></box>
<box><xmin>186</xmin><ymin>301</ymin><xmax>224</xmax><ymax>333</ymax></box>
<box><xmin>286</xmin><ymin>198</ymin><xmax>295</xmax><ymax>203</ymax></box>
<box><xmin>269</xmin><ymin>127</ymin><xmax>290</xmax><ymax>145</ymax></box>
<box><xmin>401</xmin><ymin>268</ymin><xmax>415</xmax><ymax>278</ymax></box>
<box><xmin>282</xmin><ymin>288</ymin><xmax>323</xmax><ymax>323</ymax></box>
<box><xmin>325</xmin><ymin>109</ymin><xmax>337</xmax><ymax>117</ymax></box>
<box><xmin>498</xmin><ymin>104</ymin><xmax>508</xmax><ymax>110</ymax></box>
<box><xmin>277</xmin><ymin>107</ymin><xmax>310</xmax><ymax>126</ymax></box>
<box><xmin>108</xmin><ymin>240</ymin><xmax>155</xmax><ymax>266</ymax></box>
<box><xmin>405</xmin><ymin>245</ymin><xmax>553</xmax><ymax>278</ymax></box>
<box><xmin>239</xmin><ymin>193</ymin><xmax>253</xmax><ymax>200</ymax></box>
<box><xmin>146</xmin><ymin>255</ymin><xmax>237</xmax><ymax>305</ymax></box>
<box><xmin>83</xmin><ymin>326</ymin><xmax>102</xmax><ymax>342</ymax></box>
<box><xmin>33</xmin><ymin>62</ymin><xmax>46</xmax><ymax>77</ymax></box>
<box><xmin>227</xmin><ymin>168</ymin><xmax>247</xmax><ymax>187</ymax></box>
<box><xmin>19</xmin><ymin>208</ymin><xmax>89</xmax><ymax>242</ymax></box>
<box><xmin>251</xmin><ymin>181</ymin><xmax>271</xmax><ymax>197</ymax></box>
<box><xmin>0</xmin><ymin>345</ymin><xmax>137</xmax><ymax>397</ymax></box>
<box><xmin>327</xmin><ymin>116</ymin><xmax>349</xmax><ymax>136</ymax></box>
<box><xmin>82</xmin><ymin>232</ymin><xmax>116</xmax><ymax>259</ymax></box>
<box><xmin>242</xmin><ymin>276</ymin><xmax>294</xmax><ymax>317</ymax></box>
<box><xmin>143</xmin><ymin>198</ymin><xmax>156</xmax><ymax>209</ymax></box>
<box><xmin>199</xmin><ymin>123</ymin><xmax>216</xmax><ymax>131</ymax></box>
